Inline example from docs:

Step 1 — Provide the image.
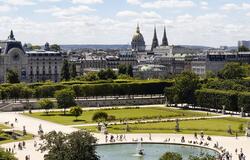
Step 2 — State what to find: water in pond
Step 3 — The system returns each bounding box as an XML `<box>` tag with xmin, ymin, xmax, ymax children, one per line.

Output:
<box><xmin>96</xmin><ymin>143</ymin><xmax>219</xmax><ymax>160</ymax></box>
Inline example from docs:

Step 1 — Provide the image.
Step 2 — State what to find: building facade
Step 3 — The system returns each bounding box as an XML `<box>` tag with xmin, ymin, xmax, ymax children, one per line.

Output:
<box><xmin>238</xmin><ymin>40</ymin><xmax>250</xmax><ymax>50</ymax></box>
<box><xmin>0</xmin><ymin>31</ymin><xmax>64</xmax><ymax>83</ymax></box>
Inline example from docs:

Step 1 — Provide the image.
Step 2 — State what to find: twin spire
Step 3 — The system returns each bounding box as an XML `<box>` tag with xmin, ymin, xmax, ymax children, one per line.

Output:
<box><xmin>151</xmin><ymin>26</ymin><xmax>169</xmax><ymax>51</ymax></box>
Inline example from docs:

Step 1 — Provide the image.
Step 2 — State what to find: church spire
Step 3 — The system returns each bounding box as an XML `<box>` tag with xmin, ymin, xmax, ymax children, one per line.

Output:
<box><xmin>136</xmin><ymin>23</ymin><xmax>140</xmax><ymax>33</ymax></box>
<box><xmin>151</xmin><ymin>26</ymin><xmax>159</xmax><ymax>51</ymax></box>
<box><xmin>161</xmin><ymin>26</ymin><xmax>168</xmax><ymax>46</ymax></box>
<box><xmin>8</xmin><ymin>30</ymin><xmax>15</xmax><ymax>40</ymax></box>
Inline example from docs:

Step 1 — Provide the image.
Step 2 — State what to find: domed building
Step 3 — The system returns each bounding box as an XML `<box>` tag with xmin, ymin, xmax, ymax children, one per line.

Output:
<box><xmin>131</xmin><ymin>24</ymin><xmax>146</xmax><ymax>52</ymax></box>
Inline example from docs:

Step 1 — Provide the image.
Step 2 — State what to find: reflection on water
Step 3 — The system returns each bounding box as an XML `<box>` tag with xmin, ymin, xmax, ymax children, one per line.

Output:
<box><xmin>96</xmin><ymin>143</ymin><xmax>219</xmax><ymax>160</ymax></box>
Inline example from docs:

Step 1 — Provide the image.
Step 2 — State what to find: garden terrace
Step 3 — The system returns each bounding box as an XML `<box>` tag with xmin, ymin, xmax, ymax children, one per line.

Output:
<box><xmin>23</xmin><ymin>107</ymin><xmax>213</xmax><ymax>125</ymax></box>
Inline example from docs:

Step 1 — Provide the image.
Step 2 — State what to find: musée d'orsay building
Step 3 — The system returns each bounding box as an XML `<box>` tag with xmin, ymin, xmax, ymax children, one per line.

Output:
<box><xmin>0</xmin><ymin>31</ymin><xmax>64</xmax><ymax>83</ymax></box>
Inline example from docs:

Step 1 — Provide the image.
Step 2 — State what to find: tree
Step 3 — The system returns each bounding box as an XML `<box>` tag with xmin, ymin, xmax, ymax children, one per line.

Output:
<box><xmin>0</xmin><ymin>87</ymin><xmax>9</xmax><ymax>101</ymax></box>
<box><xmin>127</xmin><ymin>64</ymin><xmax>133</xmax><ymax>77</ymax></box>
<box><xmin>39</xmin><ymin>131</ymin><xmax>99</xmax><ymax>160</ymax></box>
<box><xmin>21</xmin><ymin>87</ymin><xmax>33</xmax><ymax>101</ymax></box>
<box><xmin>118</xmin><ymin>64</ymin><xmax>127</xmax><ymax>75</ymax></box>
<box><xmin>83</xmin><ymin>72</ymin><xmax>99</xmax><ymax>81</ymax></box>
<box><xmin>8</xmin><ymin>84</ymin><xmax>23</xmax><ymax>102</ymax></box>
<box><xmin>205</xmin><ymin>70</ymin><xmax>216</xmax><ymax>79</ymax></box>
<box><xmin>189</xmin><ymin>155</ymin><xmax>216</xmax><ymax>160</ymax></box>
<box><xmin>218</xmin><ymin>62</ymin><xmax>246</xmax><ymax>80</ymax></box>
<box><xmin>97</xmin><ymin>68</ymin><xmax>117</xmax><ymax>80</ymax></box>
<box><xmin>0</xmin><ymin>147</ymin><xmax>17</xmax><ymax>160</ymax></box>
<box><xmin>69</xmin><ymin>106</ymin><xmax>83</xmax><ymax>120</ymax></box>
<box><xmin>118</xmin><ymin>64</ymin><xmax>133</xmax><ymax>77</ymax></box>
<box><xmin>92</xmin><ymin>112</ymin><xmax>108</xmax><ymax>122</ymax></box>
<box><xmin>50</xmin><ymin>44</ymin><xmax>61</xmax><ymax>52</ymax></box>
<box><xmin>173</xmin><ymin>72</ymin><xmax>200</xmax><ymax>105</ymax></box>
<box><xmin>238</xmin><ymin>45</ymin><xmax>250</xmax><ymax>52</ymax></box>
<box><xmin>55</xmin><ymin>89</ymin><xmax>76</xmax><ymax>115</ymax></box>
<box><xmin>159</xmin><ymin>152</ymin><xmax>182</xmax><ymax>160</ymax></box>
<box><xmin>39</xmin><ymin>99</ymin><xmax>55</xmax><ymax>115</ymax></box>
<box><xmin>70</xmin><ymin>63</ymin><xmax>77</xmax><ymax>79</ymax></box>
<box><xmin>61</xmin><ymin>60</ymin><xmax>70</xmax><ymax>81</ymax></box>
<box><xmin>6</xmin><ymin>70</ymin><xmax>19</xmax><ymax>84</ymax></box>
<box><xmin>70</xmin><ymin>63</ymin><xmax>77</xmax><ymax>78</ymax></box>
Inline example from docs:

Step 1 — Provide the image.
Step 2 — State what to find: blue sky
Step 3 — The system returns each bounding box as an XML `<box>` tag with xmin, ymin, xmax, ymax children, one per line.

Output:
<box><xmin>0</xmin><ymin>0</ymin><xmax>250</xmax><ymax>47</ymax></box>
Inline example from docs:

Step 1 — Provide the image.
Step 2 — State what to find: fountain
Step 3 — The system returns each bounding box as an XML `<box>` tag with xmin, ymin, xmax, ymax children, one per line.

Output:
<box><xmin>96</xmin><ymin>143</ymin><xmax>220</xmax><ymax>160</ymax></box>
<box><xmin>137</xmin><ymin>142</ymin><xmax>144</xmax><ymax>156</ymax></box>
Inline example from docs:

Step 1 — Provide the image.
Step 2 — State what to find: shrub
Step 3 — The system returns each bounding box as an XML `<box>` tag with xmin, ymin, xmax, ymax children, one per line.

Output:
<box><xmin>69</xmin><ymin>106</ymin><xmax>83</xmax><ymax>120</ymax></box>
<box><xmin>92</xmin><ymin>112</ymin><xmax>108</xmax><ymax>122</ymax></box>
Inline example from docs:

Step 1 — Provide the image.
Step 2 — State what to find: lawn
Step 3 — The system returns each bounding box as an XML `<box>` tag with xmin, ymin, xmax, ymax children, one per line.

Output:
<box><xmin>0</xmin><ymin>132</ymin><xmax>33</xmax><ymax>145</ymax></box>
<box><xmin>78</xmin><ymin>117</ymin><xmax>249</xmax><ymax>137</ymax></box>
<box><xmin>0</xmin><ymin>124</ymin><xmax>9</xmax><ymax>130</ymax></box>
<box><xmin>23</xmin><ymin>107</ymin><xmax>214</xmax><ymax>125</ymax></box>
<box><xmin>0</xmin><ymin>124</ymin><xmax>33</xmax><ymax>145</ymax></box>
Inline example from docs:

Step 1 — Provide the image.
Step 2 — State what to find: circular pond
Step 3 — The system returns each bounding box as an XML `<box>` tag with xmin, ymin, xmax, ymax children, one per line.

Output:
<box><xmin>96</xmin><ymin>143</ymin><xmax>220</xmax><ymax>160</ymax></box>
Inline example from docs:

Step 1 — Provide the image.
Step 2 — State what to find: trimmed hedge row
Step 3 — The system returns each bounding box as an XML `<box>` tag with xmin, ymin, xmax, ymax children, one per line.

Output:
<box><xmin>0</xmin><ymin>80</ymin><xmax>174</xmax><ymax>99</ymax></box>
<box><xmin>196</xmin><ymin>89</ymin><xmax>250</xmax><ymax>112</ymax></box>
<box><xmin>71</xmin><ymin>81</ymin><xmax>173</xmax><ymax>97</ymax></box>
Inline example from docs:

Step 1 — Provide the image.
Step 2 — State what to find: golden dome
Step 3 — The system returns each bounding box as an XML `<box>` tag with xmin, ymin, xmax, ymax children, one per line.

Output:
<box><xmin>132</xmin><ymin>25</ymin><xmax>145</xmax><ymax>42</ymax></box>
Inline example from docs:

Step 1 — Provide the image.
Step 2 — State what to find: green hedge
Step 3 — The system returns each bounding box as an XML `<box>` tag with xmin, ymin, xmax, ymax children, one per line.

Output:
<box><xmin>238</xmin><ymin>92</ymin><xmax>250</xmax><ymax>112</ymax></box>
<box><xmin>0</xmin><ymin>80</ymin><xmax>173</xmax><ymax>99</ymax></box>
<box><xmin>71</xmin><ymin>81</ymin><xmax>173</xmax><ymax>97</ymax></box>
<box><xmin>195</xmin><ymin>89</ymin><xmax>238</xmax><ymax>111</ymax></box>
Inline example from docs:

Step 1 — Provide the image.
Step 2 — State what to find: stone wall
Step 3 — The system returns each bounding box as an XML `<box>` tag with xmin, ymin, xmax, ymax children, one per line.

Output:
<box><xmin>76</xmin><ymin>97</ymin><xmax>165</xmax><ymax>107</ymax></box>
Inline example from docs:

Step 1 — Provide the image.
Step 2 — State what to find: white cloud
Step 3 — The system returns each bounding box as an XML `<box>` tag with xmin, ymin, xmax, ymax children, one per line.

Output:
<box><xmin>71</xmin><ymin>0</ymin><xmax>103</xmax><ymax>4</ymax></box>
<box><xmin>0</xmin><ymin>4</ymin><xmax>13</xmax><ymax>12</ymax></box>
<box><xmin>246</xmin><ymin>12</ymin><xmax>250</xmax><ymax>17</ymax></box>
<box><xmin>5</xmin><ymin>0</ymin><xmax>36</xmax><ymax>6</ymax></box>
<box><xmin>200</xmin><ymin>1</ymin><xmax>209</xmax><ymax>10</ymax></box>
<box><xmin>116</xmin><ymin>10</ymin><xmax>139</xmax><ymax>17</ymax></box>
<box><xmin>140</xmin><ymin>0</ymin><xmax>195</xmax><ymax>9</ymax></box>
<box><xmin>127</xmin><ymin>0</ymin><xmax>142</xmax><ymax>5</ymax></box>
<box><xmin>116</xmin><ymin>10</ymin><xmax>162</xmax><ymax>24</ymax></box>
<box><xmin>35</xmin><ymin>5</ymin><xmax>96</xmax><ymax>17</ymax></box>
<box><xmin>221</xmin><ymin>3</ymin><xmax>250</xmax><ymax>11</ymax></box>
<box><xmin>221</xmin><ymin>3</ymin><xmax>240</xmax><ymax>11</ymax></box>
<box><xmin>39</xmin><ymin>0</ymin><xmax>62</xmax><ymax>2</ymax></box>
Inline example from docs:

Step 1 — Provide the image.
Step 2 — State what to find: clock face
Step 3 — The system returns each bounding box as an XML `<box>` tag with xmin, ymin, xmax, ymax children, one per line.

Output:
<box><xmin>12</xmin><ymin>53</ymin><xmax>19</xmax><ymax>61</ymax></box>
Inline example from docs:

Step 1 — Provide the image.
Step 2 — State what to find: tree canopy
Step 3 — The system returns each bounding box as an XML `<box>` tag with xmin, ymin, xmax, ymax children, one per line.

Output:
<box><xmin>166</xmin><ymin>72</ymin><xmax>200</xmax><ymax>105</ymax></box>
<box><xmin>6</xmin><ymin>70</ymin><xmax>20</xmax><ymax>84</ymax></box>
<box><xmin>55</xmin><ymin>89</ymin><xmax>76</xmax><ymax>114</ymax></box>
<box><xmin>97</xmin><ymin>68</ymin><xmax>117</xmax><ymax>80</ymax></box>
<box><xmin>218</xmin><ymin>62</ymin><xmax>246</xmax><ymax>80</ymax></box>
<box><xmin>0</xmin><ymin>147</ymin><xmax>17</xmax><ymax>160</ymax></box>
<box><xmin>70</xmin><ymin>63</ymin><xmax>77</xmax><ymax>79</ymax></box>
<box><xmin>159</xmin><ymin>152</ymin><xmax>182</xmax><ymax>160</ymax></box>
<box><xmin>61</xmin><ymin>60</ymin><xmax>71</xmax><ymax>81</ymax></box>
<box><xmin>39</xmin><ymin>131</ymin><xmax>99</xmax><ymax>160</ymax></box>
<box><xmin>39</xmin><ymin>99</ymin><xmax>55</xmax><ymax>115</ymax></box>
<box><xmin>92</xmin><ymin>111</ymin><xmax>108</xmax><ymax>122</ymax></box>
<box><xmin>69</xmin><ymin>106</ymin><xmax>83</xmax><ymax>120</ymax></box>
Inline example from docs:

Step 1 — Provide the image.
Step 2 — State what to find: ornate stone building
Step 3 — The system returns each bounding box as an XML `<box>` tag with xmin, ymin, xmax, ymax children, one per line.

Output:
<box><xmin>0</xmin><ymin>31</ymin><xmax>28</xmax><ymax>82</ymax></box>
<box><xmin>0</xmin><ymin>31</ymin><xmax>64</xmax><ymax>83</ymax></box>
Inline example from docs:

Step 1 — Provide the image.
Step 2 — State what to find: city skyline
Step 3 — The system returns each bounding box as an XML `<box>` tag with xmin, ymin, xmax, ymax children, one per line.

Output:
<box><xmin>0</xmin><ymin>0</ymin><xmax>250</xmax><ymax>47</ymax></box>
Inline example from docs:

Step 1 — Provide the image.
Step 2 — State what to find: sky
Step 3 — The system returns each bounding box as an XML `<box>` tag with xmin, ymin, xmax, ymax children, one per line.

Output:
<box><xmin>0</xmin><ymin>0</ymin><xmax>250</xmax><ymax>47</ymax></box>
